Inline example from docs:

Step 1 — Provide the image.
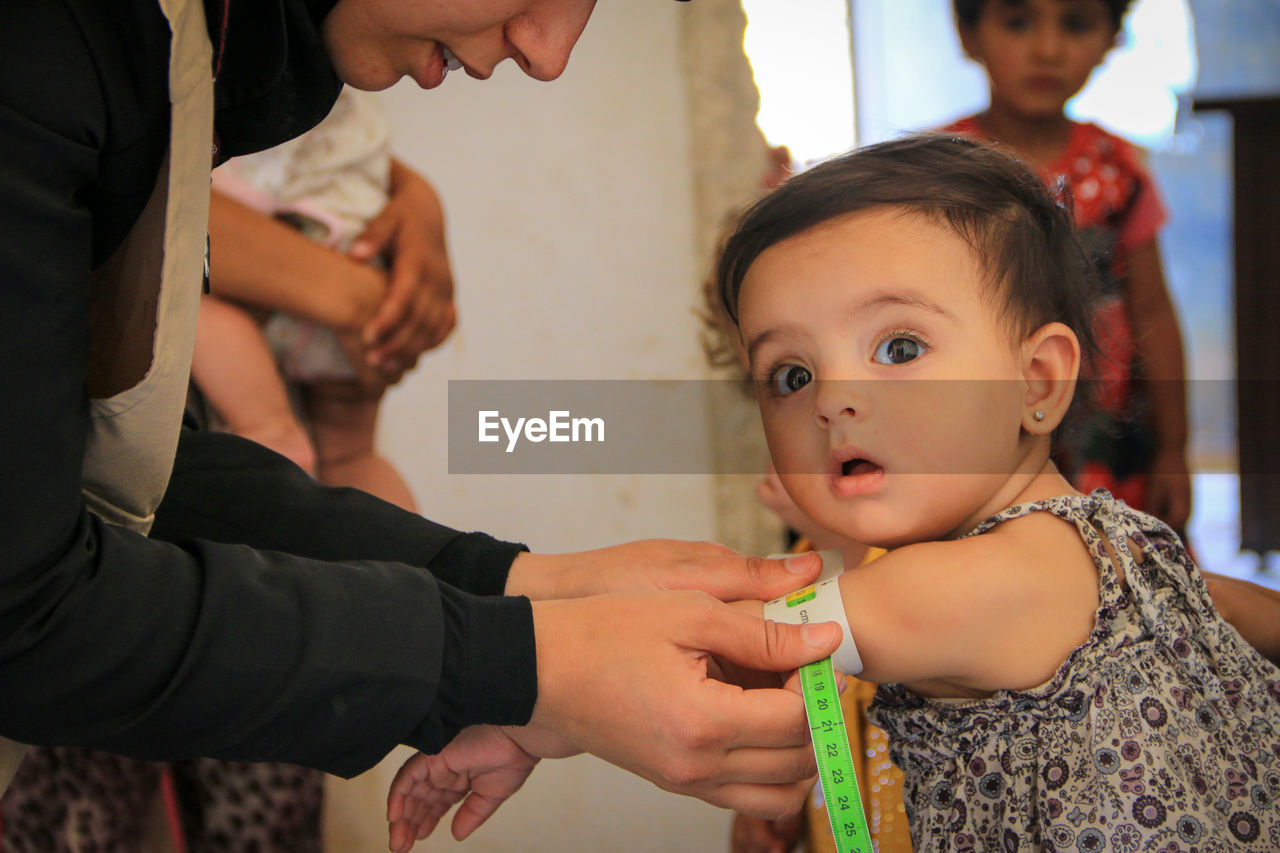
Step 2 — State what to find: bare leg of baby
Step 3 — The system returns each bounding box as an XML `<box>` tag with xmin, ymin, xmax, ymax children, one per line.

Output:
<box><xmin>191</xmin><ymin>295</ymin><xmax>317</xmax><ymax>475</ymax></box>
<box><xmin>306</xmin><ymin>378</ymin><xmax>417</xmax><ymax>511</ymax></box>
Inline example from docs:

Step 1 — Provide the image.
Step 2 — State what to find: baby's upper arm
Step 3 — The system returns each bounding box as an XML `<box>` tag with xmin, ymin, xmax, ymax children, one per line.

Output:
<box><xmin>841</xmin><ymin>522</ymin><xmax>1097</xmax><ymax>692</ymax></box>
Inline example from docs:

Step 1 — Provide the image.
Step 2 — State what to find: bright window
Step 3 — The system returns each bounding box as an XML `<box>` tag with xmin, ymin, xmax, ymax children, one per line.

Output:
<box><xmin>741</xmin><ymin>0</ymin><xmax>857</xmax><ymax>167</ymax></box>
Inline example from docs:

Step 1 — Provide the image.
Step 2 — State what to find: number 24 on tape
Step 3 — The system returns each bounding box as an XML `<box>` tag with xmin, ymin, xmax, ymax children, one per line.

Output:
<box><xmin>799</xmin><ymin>657</ymin><xmax>872</xmax><ymax>853</ymax></box>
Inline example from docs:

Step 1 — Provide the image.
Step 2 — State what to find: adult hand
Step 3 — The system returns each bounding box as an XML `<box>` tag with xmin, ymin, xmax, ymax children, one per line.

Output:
<box><xmin>529</xmin><ymin>591</ymin><xmax>840</xmax><ymax>819</ymax></box>
<box><xmin>505</xmin><ymin>540</ymin><xmax>822</xmax><ymax>603</ymax></box>
<box><xmin>731</xmin><ymin>812</ymin><xmax>805</xmax><ymax>853</ymax></box>
<box><xmin>349</xmin><ymin>158</ymin><xmax>456</xmax><ymax>381</ymax></box>
<box><xmin>207</xmin><ymin>191</ymin><xmax>386</xmax><ymax>332</ymax></box>
<box><xmin>1146</xmin><ymin>447</ymin><xmax>1191</xmax><ymax>533</ymax></box>
<box><xmin>1203</xmin><ymin>572</ymin><xmax>1280</xmax><ymax>665</ymax></box>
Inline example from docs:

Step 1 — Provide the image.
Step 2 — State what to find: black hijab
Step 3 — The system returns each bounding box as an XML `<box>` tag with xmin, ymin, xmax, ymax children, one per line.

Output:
<box><xmin>206</xmin><ymin>0</ymin><xmax>345</xmax><ymax>162</ymax></box>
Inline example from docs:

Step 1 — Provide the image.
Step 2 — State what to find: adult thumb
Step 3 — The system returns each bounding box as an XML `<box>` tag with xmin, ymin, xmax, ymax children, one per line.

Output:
<box><xmin>706</xmin><ymin>606</ymin><xmax>841</xmax><ymax>674</ymax></box>
<box><xmin>697</xmin><ymin>551</ymin><xmax>824</xmax><ymax>603</ymax></box>
<box><xmin>349</xmin><ymin>207</ymin><xmax>396</xmax><ymax>262</ymax></box>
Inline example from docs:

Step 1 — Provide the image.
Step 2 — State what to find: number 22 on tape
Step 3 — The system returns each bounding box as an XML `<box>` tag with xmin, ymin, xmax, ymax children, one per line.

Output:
<box><xmin>799</xmin><ymin>657</ymin><xmax>872</xmax><ymax>853</ymax></box>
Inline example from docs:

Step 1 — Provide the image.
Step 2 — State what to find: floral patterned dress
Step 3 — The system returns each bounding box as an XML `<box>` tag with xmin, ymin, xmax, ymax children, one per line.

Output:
<box><xmin>870</xmin><ymin>491</ymin><xmax>1280</xmax><ymax>852</ymax></box>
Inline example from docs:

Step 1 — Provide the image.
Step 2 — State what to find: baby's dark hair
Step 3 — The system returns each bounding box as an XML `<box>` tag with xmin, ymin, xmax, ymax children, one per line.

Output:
<box><xmin>953</xmin><ymin>0</ymin><xmax>1133</xmax><ymax>32</ymax></box>
<box><xmin>715</xmin><ymin>133</ymin><xmax>1100</xmax><ymax>371</ymax></box>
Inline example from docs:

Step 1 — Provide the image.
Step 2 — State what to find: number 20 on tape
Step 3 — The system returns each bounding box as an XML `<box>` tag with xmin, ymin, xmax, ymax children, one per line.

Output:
<box><xmin>799</xmin><ymin>657</ymin><xmax>872</xmax><ymax>853</ymax></box>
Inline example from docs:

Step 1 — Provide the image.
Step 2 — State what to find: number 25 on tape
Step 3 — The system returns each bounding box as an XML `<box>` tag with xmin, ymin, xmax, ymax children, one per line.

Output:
<box><xmin>798</xmin><ymin>658</ymin><xmax>872</xmax><ymax>853</ymax></box>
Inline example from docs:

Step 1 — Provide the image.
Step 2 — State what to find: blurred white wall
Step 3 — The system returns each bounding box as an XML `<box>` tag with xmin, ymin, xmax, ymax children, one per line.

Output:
<box><xmin>378</xmin><ymin>3</ymin><xmax>717</xmax><ymax>552</ymax></box>
<box><xmin>324</xmin><ymin>2</ymin><xmax>733</xmax><ymax>850</ymax></box>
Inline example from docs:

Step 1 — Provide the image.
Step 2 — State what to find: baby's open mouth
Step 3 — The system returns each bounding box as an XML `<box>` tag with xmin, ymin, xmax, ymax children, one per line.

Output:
<box><xmin>842</xmin><ymin>458</ymin><xmax>881</xmax><ymax>477</ymax></box>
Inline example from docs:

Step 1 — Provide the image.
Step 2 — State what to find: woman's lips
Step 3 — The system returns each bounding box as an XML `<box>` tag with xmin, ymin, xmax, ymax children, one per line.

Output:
<box><xmin>411</xmin><ymin>43</ymin><xmax>453</xmax><ymax>89</ymax></box>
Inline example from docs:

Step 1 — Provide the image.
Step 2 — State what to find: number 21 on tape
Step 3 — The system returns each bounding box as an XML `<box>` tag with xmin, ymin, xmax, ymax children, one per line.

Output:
<box><xmin>799</xmin><ymin>657</ymin><xmax>872</xmax><ymax>853</ymax></box>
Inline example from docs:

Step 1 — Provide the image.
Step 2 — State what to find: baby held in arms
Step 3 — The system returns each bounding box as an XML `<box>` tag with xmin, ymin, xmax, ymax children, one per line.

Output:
<box><xmin>385</xmin><ymin>135</ymin><xmax>1280</xmax><ymax>851</ymax></box>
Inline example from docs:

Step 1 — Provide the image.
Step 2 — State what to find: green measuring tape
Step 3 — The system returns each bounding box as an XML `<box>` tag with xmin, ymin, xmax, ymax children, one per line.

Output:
<box><xmin>765</xmin><ymin>552</ymin><xmax>873</xmax><ymax>852</ymax></box>
<box><xmin>800</xmin><ymin>657</ymin><xmax>873</xmax><ymax>853</ymax></box>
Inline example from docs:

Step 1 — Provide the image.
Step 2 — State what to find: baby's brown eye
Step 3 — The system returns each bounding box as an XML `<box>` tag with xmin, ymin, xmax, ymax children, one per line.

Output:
<box><xmin>873</xmin><ymin>336</ymin><xmax>924</xmax><ymax>365</ymax></box>
<box><xmin>770</xmin><ymin>365</ymin><xmax>812</xmax><ymax>396</ymax></box>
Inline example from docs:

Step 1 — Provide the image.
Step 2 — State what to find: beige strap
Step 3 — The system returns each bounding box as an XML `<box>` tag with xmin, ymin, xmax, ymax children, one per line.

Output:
<box><xmin>80</xmin><ymin>0</ymin><xmax>213</xmax><ymax>533</ymax></box>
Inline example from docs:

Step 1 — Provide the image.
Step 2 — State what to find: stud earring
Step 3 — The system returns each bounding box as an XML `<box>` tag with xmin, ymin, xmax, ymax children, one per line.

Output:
<box><xmin>1033</xmin><ymin>410</ymin><xmax>1046</xmax><ymax>422</ymax></box>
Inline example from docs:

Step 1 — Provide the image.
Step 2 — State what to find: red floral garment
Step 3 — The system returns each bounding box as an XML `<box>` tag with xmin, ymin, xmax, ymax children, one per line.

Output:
<box><xmin>942</xmin><ymin>118</ymin><xmax>1168</xmax><ymax>510</ymax></box>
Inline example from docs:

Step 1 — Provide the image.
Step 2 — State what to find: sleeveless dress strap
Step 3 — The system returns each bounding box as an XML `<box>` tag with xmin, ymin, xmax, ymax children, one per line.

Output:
<box><xmin>962</xmin><ymin>489</ymin><xmax>1129</xmax><ymax>612</ymax></box>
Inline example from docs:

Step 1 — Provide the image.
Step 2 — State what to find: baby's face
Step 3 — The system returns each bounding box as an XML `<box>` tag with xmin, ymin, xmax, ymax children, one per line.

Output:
<box><xmin>737</xmin><ymin>207</ymin><xmax>1039</xmax><ymax>547</ymax></box>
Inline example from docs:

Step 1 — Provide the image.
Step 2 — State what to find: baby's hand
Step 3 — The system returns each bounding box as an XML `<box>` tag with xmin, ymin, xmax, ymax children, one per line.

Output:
<box><xmin>386</xmin><ymin>726</ymin><xmax>538</xmax><ymax>851</ymax></box>
<box><xmin>386</xmin><ymin>723</ymin><xmax>580</xmax><ymax>851</ymax></box>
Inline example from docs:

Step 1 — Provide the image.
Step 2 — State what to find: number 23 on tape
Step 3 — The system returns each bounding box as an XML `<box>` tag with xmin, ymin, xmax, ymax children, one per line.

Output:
<box><xmin>799</xmin><ymin>656</ymin><xmax>872</xmax><ymax>853</ymax></box>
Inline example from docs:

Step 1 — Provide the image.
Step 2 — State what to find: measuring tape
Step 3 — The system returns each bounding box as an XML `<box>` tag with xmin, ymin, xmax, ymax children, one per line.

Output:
<box><xmin>765</xmin><ymin>551</ymin><xmax>873</xmax><ymax>853</ymax></box>
<box><xmin>799</xmin><ymin>655</ymin><xmax>873</xmax><ymax>853</ymax></box>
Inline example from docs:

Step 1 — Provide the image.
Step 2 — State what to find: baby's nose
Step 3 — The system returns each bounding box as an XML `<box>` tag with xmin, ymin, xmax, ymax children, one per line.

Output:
<box><xmin>814</xmin><ymin>380</ymin><xmax>862</xmax><ymax>427</ymax></box>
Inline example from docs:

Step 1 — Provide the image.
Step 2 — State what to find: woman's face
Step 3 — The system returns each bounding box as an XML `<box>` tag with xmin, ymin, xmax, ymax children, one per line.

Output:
<box><xmin>322</xmin><ymin>0</ymin><xmax>598</xmax><ymax>91</ymax></box>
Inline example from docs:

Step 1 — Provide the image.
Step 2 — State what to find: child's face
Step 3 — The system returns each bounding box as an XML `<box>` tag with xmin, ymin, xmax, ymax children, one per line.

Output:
<box><xmin>961</xmin><ymin>0</ymin><xmax>1117</xmax><ymax>121</ymax></box>
<box><xmin>737</xmin><ymin>208</ymin><xmax>1039</xmax><ymax>547</ymax></box>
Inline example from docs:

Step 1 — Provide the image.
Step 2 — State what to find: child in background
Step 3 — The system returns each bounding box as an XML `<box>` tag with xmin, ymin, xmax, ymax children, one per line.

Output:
<box><xmin>196</xmin><ymin>86</ymin><xmax>420</xmax><ymax>510</ymax></box>
<box><xmin>944</xmin><ymin>0</ymin><xmax>1192</xmax><ymax>534</ymax></box>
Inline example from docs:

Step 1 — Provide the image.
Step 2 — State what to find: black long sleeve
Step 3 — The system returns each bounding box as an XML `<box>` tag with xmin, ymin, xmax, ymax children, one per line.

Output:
<box><xmin>154</xmin><ymin>427</ymin><xmax>522</xmax><ymax>597</ymax></box>
<box><xmin>0</xmin><ymin>0</ymin><xmax>536</xmax><ymax>778</ymax></box>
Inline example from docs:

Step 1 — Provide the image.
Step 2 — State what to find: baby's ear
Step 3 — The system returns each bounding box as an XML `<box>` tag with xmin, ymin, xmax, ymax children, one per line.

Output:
<box><xmin>1020</xmin><ymin>322</ymin><xmax>1080</xmax><ymax>433</ymax></box>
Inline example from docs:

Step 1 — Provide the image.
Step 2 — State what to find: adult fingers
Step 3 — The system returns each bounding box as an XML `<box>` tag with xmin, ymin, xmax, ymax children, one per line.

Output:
<box><xmin>780</xmin><ymin>668</ymin><xmax>848</xmax><ymax>696</ymax></box>
<box><xmin>696</xmin><ymin>603</ymin><xmax>840</xmax><ymax>678</ymax></box>
<box><xmin>348</xmin><ymin>205</ymin><xmax>397</xmax><ymax>265</ymax></box>
<box><xmin>406</xmin><ymin>297</ymin><xmax>456</xmax><ymax>352</ymax></box>
<box><xmin>690</xmin><ymin>675</ymin><xmax>814</xmax><ymax>751</ymax></box>
<box><xmin>714</xmin><ymin>743</ymin><xmax>818</xmax><ymax>784</ymax></box>
<box><xmin>368</xmin><ymin>273</ymin><xmax>456</xmax><ymax>370</ymax></box>
<box><xmin>368</xmin><ymin>289</ymin><xmax>432</xmax><ymax>369</ymax></box>
<box><xmin>363</xmin><ymin>250</ymin><xmax>419</xmax><ymax>351</ymax></box>
<box><xmin>706</xmin><ymin>778</ymin><xmax>818</xmax><ymax>822</ymax></box>
<box><xmin>676</xmin><ymin>551</ymin><xmax>823</xmax><ymax>603</ymax></box>
<box><xmin>731</xmin><ymin>813</ymin><xmax>796</xmax><ymax>853</ymax></box>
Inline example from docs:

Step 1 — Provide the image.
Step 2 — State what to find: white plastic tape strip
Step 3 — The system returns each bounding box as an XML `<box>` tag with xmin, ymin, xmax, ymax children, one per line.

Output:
<box><xmin>764</xmin><ymin>550</ymin><xmax>863</xmax><ymax>676</ymax></box>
